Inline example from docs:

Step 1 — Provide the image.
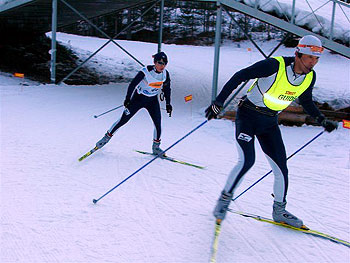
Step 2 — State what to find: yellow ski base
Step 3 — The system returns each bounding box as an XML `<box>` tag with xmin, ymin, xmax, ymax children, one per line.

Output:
<box><xmin>210</xmin><ymin>220</ymin><xmax>222</xmax><ymax>263</ymax></box>
<box><xmin>231</xmin><ymin>210</ymin><xmax>350</xmax><ymax>248</ymax></box>
<box><xmin>78</xmin><ymin>146</ymin><xmax>99</xmax><ymax>161</ymax></box>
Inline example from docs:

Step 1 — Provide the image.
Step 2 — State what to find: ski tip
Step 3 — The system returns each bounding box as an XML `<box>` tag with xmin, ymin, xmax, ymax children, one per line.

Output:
<box><xmin>92</xmin><ymin>199</ymin><xmax>98</xmax><ymax>204</ymax></box>
<box><xmin>93</xmin><ymin>115</ymin><xmax>97</xmax><ymax>118</ymax></box>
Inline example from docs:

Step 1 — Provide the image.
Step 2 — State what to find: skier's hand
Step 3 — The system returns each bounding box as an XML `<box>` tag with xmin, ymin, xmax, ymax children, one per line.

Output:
<box><xmin>166</xmin><ymin>104</ymin><xmax>172</xmax><ymax>117</ymax></box>
<box><xmin>124</xmin><ymin>98</ymin><xmax>130</xmax><ymax>108</ymax></box>
<box><xmin>321</xmin><ymin>118</ymin><xmax>338</xmax><ymax>133</ymax></box>
<box><xmin>205</xmin><ymin>102</ymin><xmax>222</xmax><ymax>120</ymax></box>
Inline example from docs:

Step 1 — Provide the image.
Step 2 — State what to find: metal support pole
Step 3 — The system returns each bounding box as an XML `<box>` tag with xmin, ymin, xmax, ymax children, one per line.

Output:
<box><xmin>50</xmin><ymin>0</ymin><xmax>57</xmax><ymax>84</ymax></box>
<box><xmin>291</xmin><ymin>0</ymin><xmax>296</xmax><ymax>24</ymax></box>
<box><xmin>212</xmin><ymin>1</ymin><xmax>222</xmax><ymax>102</ymax></box>
<box><xmin>58</xmin><ymin>0</ymin><xmax>160</xmax><ymax>84</ymax></box>
<box><xmin>158</xmin><ymin>0</ymin><xmax>165</xmax><ymax>53</ymax></box>
<box><xmin>59</xmin><ymin>0</ymin><xmax>144</xmax><ymax>66</ymax></box>
<box><xmin>223</xmin><ymin>6</ymin><xmax>267</xmax><ymax>58</ymax></box>
<box><xmin>267</xmin><ymin>33</ymin><xmax>290</xmax><ymax>57</ymax></box>
<box><xmin>330</xmin><ymin>1</ymin><xmax>336</xmax><ymax>40</ymax></box>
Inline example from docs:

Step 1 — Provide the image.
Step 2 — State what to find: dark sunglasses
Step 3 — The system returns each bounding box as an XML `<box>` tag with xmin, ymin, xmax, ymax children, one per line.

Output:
<box><xmin>156</xmin><ymin>61</ymin><xmax>166</xmax><ymax>65</ymax></box>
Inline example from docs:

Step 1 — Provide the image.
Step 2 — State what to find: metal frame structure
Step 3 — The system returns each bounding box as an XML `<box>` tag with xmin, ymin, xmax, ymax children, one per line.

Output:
<box><xmin>56</xmin><ymin>0</ymin><xmax>163</xmax><ymax>84</ymax></box>
<box><xmin>211</xmin><ymin>2</ymin><xmax>222</xmax><ymax>101</ymax></box>
<box><xmin>217</xmin><ymin>0</ymin><xmax>350</xmax><ymax>57</ymax></box>
<box><xmin>0</xmin><ymin>0</ymin><xmax>34</xmax><ymax>13</ymax></box>
<box><xmin>53</xmin><ymin>0</ymin><xmax>166</xmax><ymax>84</ymax></box>
<box><xmin>0</xmin><ymin>0</ymin><xmax>349</xmax><ymax>100</ymax></box>
<box><xmin>50</xmin><ymin>0</ymin><xmax>57</xmax><ymax>83</ymax></box>
<box><xmin>201</xmin><ymin>0</ymin><xmax>350</xmax><ymax>99</ymax></box>
<box><xmin>220</xmin><ymin>6</ymin><xmax>292</xmax><ymax>108</ymax></box>
<box><xmin>54</xmin><ymin>0</ymin><xmax>165</xmax><ymax>84</ymax></box>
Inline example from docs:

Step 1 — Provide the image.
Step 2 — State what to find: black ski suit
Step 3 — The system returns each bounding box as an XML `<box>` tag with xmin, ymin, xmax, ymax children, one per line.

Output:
<box><xmin>108</xmin><ymin>65</ymin><xmax>171</xmax><ymax>141</ymax></box>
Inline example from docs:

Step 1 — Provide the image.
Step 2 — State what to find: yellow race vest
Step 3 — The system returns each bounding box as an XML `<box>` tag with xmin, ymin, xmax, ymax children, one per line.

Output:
<box><xmin>249</xmin><ymin>56</ymin><xmax>314</xmax><ymax>111</ymax></box>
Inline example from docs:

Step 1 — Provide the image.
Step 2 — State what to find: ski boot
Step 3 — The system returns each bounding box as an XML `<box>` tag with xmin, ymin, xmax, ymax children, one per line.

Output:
<box><xmin>272</xmin><ymin>201</ymin><xmax>304</xmax><ymax>228</ymax></box>
<box><xmin>96</xmin><ymin>131</ymin><xmax>112</xmax><ymax>149</ymax></box>
<box><xmin>213</xmin><ymin>190</ymin><xmax>233</xmax><ymax>221</ymax></box>
<box><xmin>152</xmin><ymin>139</ymin><xmax>166</xmax><ymax>157</ymax></box>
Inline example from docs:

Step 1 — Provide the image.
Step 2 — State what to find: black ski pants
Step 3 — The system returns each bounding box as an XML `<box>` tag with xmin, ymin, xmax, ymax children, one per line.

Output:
<box><xmin>225</xmin><ymin>103</ymin><xmax>288</xmax><ymax>203</ymax></box>
<box><xmin>108</xmin><ymin>92</ymin><xmax>162</xmax><ymax>140</ymax></box>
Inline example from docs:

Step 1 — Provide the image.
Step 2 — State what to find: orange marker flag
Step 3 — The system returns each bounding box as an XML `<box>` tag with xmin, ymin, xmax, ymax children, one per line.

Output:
<box><xmin>343</xmin><ymin>119</ymin><xmax>350</xmax><ymax>129</ymax></box>
<box><xmin>247</xmin><ymin>48</ymin><xmax>252</xmax><ymax>51</ymax></box>
<box><xmin>14</xmin><ymin>73</ymin><xmax>24</xmax><ymax>78</ymax></box>
<box><xmin>184</xmin><ymin>94</ymin><xmax>193</xmax><ymax>102</ymax></box>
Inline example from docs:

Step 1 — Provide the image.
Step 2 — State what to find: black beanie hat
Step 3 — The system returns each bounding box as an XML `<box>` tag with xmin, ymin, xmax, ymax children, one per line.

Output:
<box><xmin>153</xmin><ymin>51</ymin><xmax>168</xmax><ymax>64</ymax></box>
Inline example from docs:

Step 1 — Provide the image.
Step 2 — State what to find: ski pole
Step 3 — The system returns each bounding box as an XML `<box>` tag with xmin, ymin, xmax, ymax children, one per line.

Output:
<box><xmin>94</xmin><ymin>105</ymin><xmax>123</xmax><ymax>118</ymax></box>
<box><xmin>93</xmin><ymin>86</ymin><xmax>246</xmax><ymax>203</ymax></box>
<box><xmin>232</xmin><ymin>130</ymin><xmax>324</xmax><ymax>202</ymax></box>
<box><xmin>92</xmin><ymin>120</ymin><xmax>208</xmax><ymax>204</ymax></box>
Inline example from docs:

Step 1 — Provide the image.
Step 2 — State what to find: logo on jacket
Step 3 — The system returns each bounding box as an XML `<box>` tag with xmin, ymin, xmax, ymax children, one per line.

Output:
<box><xmin>278</xmin><ymin>90</ymin><xmax>297</xmax><ymax>101</ymax></box>
<box><xmin>238</xmin><ymin>133</ymin><xmax>252</xmax><ymax>142</ymax></box>
<box><xmin>149</xmin><ymin>81</ymin><xmax>163</xmax><ymax>88</ymax></box>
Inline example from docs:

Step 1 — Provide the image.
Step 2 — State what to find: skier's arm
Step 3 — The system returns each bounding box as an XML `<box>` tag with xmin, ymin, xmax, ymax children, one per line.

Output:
<box><xmin>299</xmin><ymin>72</ymin><xmax>338</xmax><ymax>132</ymax></box>
<box><xmin>125</xmin><ymin>71</ymin><xmax>145</xmax><ymax>100</ymax></box>
<box><xmin>215</xmin><ymin>58</ymin><xmax>280</xmax><ymax>106</ymax></box>
<box><xmin>298</xmin><ymin>72</ymin><xmax>323</xmax><ymax>120</ymax></box>
<box><xmin>163</xmin><ymin>70</ymin><xmax>171</xmax><ymax>105</ymax></box>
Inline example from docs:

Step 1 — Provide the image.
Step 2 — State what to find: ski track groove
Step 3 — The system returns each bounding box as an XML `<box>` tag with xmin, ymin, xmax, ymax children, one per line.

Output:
<box><xmin>123</xmin><ymin>156</ymin><xmax>178</xmax><ymax>261</ymax></box>
<box><xmin>2</xmin><ymin>208</ymin><xmax>62</xmax><ymax>263</ymax></box>
<box><xmin>224</xmin><ymin>220</ymin><xmax>267</xmax><ymax>262</ymax></box>
<box><xmin>233</xmin><ymin>203</ymin><xmax>337</xmax><ymax>263</ymax></box>
<box><xmin>233</xmin><ymin>202</ymin><xmax>290</xmax><ymax>262</ymax></box>
<box><xmin>222</xmin><ymin>204</ymin><xmax>266</xmax><ymax>261</ymax></box>
<box><xmin>2</xmin><ymin>78</ymin><xmax>349</xmax><ymax>263</ymax></box>
<box><xmin>125</xmin><ymin>157</ymin><xmax>155</xmax><ymax>262</ymax></box>
<box><xmin>299</xmin><ymin>206</ymin><xmax>345</xmax><ymax>262</ymax></box>
<box><xmin>300</xmin><ymin>201</ymin><xmax>346</xmax><ymax>237</ymax></box>
<box><xmin>138</xmin><ymin>165</ymin><xmax>178</xmax><ymax>260</ymax></box>
<box><xmin>303</xmin><ymin>235</ymin><xmax>333</xmax><ymax>263</ymax></box>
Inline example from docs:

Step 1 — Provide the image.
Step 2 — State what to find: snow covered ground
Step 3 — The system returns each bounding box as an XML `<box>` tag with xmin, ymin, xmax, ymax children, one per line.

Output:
<box><xmin>54</xmin><ymin>32</ymin><xmax>350</xmax><ymax>110</ymax></box>
<box><xmin>1</xmin><ymin>34</ymin><xmax>350</xmax><ymax>262</ymax></box>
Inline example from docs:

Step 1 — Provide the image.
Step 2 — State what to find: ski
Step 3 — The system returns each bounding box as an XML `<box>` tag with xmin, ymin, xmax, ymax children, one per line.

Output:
<box><xmin>209</xmin><ymin>219</ymin><xmax>222</xmax><ymax>263</ymax></box>
<box><xmin>78</xmin><ymin>146</ymin><xmax>99</xmax><ymax>162</ymax></box>
<box><xmin>134</xmin><ymin>150</ymin><xmax>205</xmax><ymax>169</ymax></box>
<box><xmin>229</xmin><ymin>210</ymin><xmax>350</xmax><ymax>248</ymax></box>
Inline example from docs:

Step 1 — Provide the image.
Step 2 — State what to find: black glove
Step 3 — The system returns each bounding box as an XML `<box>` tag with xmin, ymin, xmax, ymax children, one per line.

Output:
<box><xmin>320</xmin><ymin>118</ymin><xmax>338</xmax><ymax>133</ymax></box>
<box><xmin>205</xmin><ymin>102</ymin><xmax>222</xmax><ymax>120</ymax></box>
<box><xmin>166</xmin><ymin>104</ymin><xmax>173</xmax><ymax>117</ymax></box>
<box><xmin>124</xmin><ymin>98</ymin><xmax>130</xmax><ymax>108</ymax></box>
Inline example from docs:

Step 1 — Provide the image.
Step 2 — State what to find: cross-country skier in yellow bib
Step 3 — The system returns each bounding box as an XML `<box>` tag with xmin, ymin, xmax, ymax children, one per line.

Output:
<box><xmin>205</xmin><ymin>35</ymin><xmax>338</xmax><ymax>228</ymax></box>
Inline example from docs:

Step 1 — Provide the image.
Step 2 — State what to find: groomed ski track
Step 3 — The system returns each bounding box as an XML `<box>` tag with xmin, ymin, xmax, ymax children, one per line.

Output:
<box><xmin>2</xmin><ymin>83</ymin><xmax>349</xmax><ymax>262</ymax></box>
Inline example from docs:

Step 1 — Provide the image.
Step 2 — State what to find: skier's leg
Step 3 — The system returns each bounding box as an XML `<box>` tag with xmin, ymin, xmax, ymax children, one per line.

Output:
<box><xmin>96</xmin><ymin>93</ymin><xmax>143</xmax><ymax>149</ymax></box>
<box><xmin>145</xmin><ymin>97</ymin><xmax>164</xmax><ymax>156</ymax></box>
<box><xmin>108</xmin><ymin>93</ymin><xmax>144</xmax><ymax>135</ymax></box>
<box><xmin>257</xmin><ymin>125</ymin><xmax>288</xmax><ymax>203</ymax></box>
<box><xmin>257</xmin><ymin>125</ymin><xmax>304</xmax><ymax>228</ymax></box>
<box><xmin>214</xmin><ymin>108</ymin><xmax>256</xmax><ymax>220</ymax></box>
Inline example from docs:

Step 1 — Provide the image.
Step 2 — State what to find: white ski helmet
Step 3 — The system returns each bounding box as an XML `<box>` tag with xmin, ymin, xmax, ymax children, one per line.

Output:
<box><xmin>296</xmin><ymin>35</ymin><xmax>324</xmax><ymax>57</ymax></box>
